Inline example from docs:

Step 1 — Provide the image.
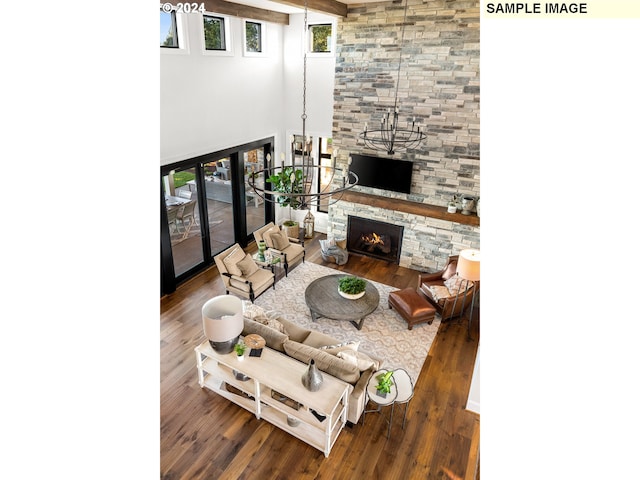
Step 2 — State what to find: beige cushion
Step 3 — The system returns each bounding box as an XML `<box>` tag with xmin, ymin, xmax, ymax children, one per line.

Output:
<box><xmin>242</xmin><ymin>318</ymin><xmax>288</xmax><ymax>352</ymax></box>
<box><xmin>223</xmin><ymin>246</ymin><xmax>245</xmax><ymax>277</ymax></box>
<box><xmin>444</xmin><ymin>275</ymin><xmax>472</xmax><ymax>295</ymax></box>
<box><xmin>303</xmin><ymin>330</ymin><xmax>342</xmax><ymax>349</ymax></box>
<box><xmin>335</xmin><ymin>238</ymin><xmax>347</xmax><ymax>249</ymax></box>
<box><xmin>242</xmin><ymin>302</ymin><xmax>286</xmax><ymax>334</ymax></box>
<box><xmin>319</xmin><ymin>341</ymin><xmax>360</xmax><ymax>352</ymax></box>
<box><xmin>243</xmin><ymin>302</ymin><xmax>266</xmax><ymax>319</ymax></box>
<box><xmin>256</xmin><ymin>317</ymin><xmax>287</xmax><ymax>334</ymax></box>
<box><xmin>270</xmin><ymin>229</ymin><xmax>290</xmax><ymax>250</ymax></box>
<box><xmin>262</xmin><ymin>225</ymin><xmax>281</xmax><ymax>248</ymax></box>
<box><xmin>337</xmin><ymin>350</ymin><xmax>379</xmax><ymax>371</ymax></box>
<box><xmin>229</xmin><ymin>268</ymin><xmax>273</xmax><ymax>293</ymax></box>
<box><xmin>237</xmin><ymin>253</ymin><xmax>259</xmax><ymax>277</ymax></box>
<box><xmin>277</xmin><ymin>318</ymin><xmax>311</xmax><ymax>343</ymax></box>
<box><xmin>428</xmin><ymin>285</ymin><xmax>452</xmax><ymax>302</ymax></box>
<box><xmin>283</xmin><ymin>340</ymin><xmax>360</xmax><ymax>384</ymax></box>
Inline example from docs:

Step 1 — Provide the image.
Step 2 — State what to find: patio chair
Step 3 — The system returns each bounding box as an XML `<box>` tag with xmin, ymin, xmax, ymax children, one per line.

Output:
<box><xmin>167</xmin><ymin>206</ymin><xmax>180</xmax><ymax>234</ymax></box>
<box><xmin>177</xmin><ymin>200</ymin><xmax>198</xmax><ymax>237</ymax></box>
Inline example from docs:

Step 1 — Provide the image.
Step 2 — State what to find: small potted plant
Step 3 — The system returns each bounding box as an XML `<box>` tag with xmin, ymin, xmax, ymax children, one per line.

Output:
<box><xmin>338</xmin><ymin>276</ymin><xmax>366</xmax><ymax>300</ymax></box>
<box><xmin>375</xmin><ymin>371</ymin><xmax>394</xmax><ymax>398</ymax></box>
<box><xmin>447</xmin><ymin>195</ymin><xmax>458</xmax><ymax>213</ymax></box>
<box><xmin>234</xmin><ymin>340</ymin><xmax>247</xmax><ymax>361</ymax></box>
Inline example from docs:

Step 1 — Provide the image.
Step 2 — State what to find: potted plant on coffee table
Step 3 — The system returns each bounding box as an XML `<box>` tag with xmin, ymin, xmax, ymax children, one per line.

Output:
<box><xmin>338</xmin><ymin>276</ymin><xmax>366</xmax><ymax>300</ymax></box>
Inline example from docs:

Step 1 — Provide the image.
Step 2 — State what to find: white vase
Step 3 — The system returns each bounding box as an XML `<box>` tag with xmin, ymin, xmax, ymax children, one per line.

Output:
<box><xmin>237</xmin><ymin>354</ymin><xmax>244</xmax><ymax>361</ymax></box>
<box><xmin>338</xmin><ymin>289</ymin><xmax>365</xmax><ymax>300</ymax></box>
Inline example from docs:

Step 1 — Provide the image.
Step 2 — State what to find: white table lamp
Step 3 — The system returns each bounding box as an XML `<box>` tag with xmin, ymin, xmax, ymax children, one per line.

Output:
<box><xmin>202</xmin><ymin>295</ymin><xmax>244</xmax><ymax>354</ymax></box>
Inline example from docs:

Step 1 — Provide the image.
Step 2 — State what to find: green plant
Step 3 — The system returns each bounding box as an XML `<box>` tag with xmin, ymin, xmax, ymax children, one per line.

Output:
<box><xmin>338</xmin><ymin>276</ymin><xmax>366</xmax><ymax>295</ymax></box>
<box><xmin>267</xmin><ymin>167</ymin><xmax>306</xmax><ymax>209</ymax></box>
<box><xmin>234</xmin><ymin>340</ymin><xmax>246</xmax><ymax>356</ymax></box>
<box><xmin>376</xmin><ymin>371</ymin><xmax>394</xmax><ymax>394</ymax></box>
<box><xmin>283</xmin><ymin>220</ymin><xmax>298</xmax><ymax>227</ymax></box>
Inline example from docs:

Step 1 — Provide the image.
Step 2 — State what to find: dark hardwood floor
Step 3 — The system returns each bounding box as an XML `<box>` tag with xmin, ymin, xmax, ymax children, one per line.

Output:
<box><xmin>160</xmin><ymin>235</ymin><xmax>480</xmax><ymax>480</ymax></box>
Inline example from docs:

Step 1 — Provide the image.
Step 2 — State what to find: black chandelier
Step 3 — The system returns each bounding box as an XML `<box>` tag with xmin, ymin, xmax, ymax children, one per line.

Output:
<box><xmin>247</xmin><ymin>0</ymin><xmax>358</xmax><ymax>209</ymax></box>
<box><xmin>359</xmin><ymin>0</ymin><xmax>426</xmax><ymax>155</ymax></box>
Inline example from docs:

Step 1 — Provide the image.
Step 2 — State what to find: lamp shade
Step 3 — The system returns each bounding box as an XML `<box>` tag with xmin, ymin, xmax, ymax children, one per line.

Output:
<box><xmin>202</xmin><ymin>295</ymin><xmax>244</xmax><ymax>353</ymax></box>
<box><xmin>456</xmin><ymin>249</ymin><xmax>480</xmax><ymax>281</ymax></box>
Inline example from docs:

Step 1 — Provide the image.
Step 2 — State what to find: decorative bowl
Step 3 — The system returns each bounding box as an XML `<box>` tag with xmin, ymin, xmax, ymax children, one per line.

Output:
<box><xmin>338</xmin><ymin>289</ymin><xmax>365</xmax><ymax>300</ymax></box>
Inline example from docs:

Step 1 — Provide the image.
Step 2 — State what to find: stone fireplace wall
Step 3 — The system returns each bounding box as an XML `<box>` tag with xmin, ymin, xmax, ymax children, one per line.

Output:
<box><xmin>331</xmin><ymin>200</ymin><xmax>479</xmax><ymax>271</ymax></box>
<box><xmin>328</xmin><ymin>0</ymin><xmax>480</xmax><ymax>271</ymax></box>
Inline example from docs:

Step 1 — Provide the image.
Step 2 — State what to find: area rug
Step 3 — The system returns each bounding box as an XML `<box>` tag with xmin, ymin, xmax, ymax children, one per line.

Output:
<box><xmin>254</xmin><ymin>262</ymin><xmax>441</xmax><ymax>383</ymax></box>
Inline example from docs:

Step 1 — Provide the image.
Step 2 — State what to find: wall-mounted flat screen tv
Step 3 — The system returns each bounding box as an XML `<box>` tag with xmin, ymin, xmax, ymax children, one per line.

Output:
<box><xmin>349</xmin><ymin>154</ymin><xmax>413</xmax><ymax>194</ymax></box>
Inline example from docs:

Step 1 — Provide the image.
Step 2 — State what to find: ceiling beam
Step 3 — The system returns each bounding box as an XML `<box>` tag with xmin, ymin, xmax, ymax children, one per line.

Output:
<box><xmin>271</xmin><ymin>0</ymin><xmax>348</xmax><ymax>17</ymax></box>
<box><xmin>202</xmin><ymin>0</ymin><xmax>290</xmax><ymax>24</ymax></box>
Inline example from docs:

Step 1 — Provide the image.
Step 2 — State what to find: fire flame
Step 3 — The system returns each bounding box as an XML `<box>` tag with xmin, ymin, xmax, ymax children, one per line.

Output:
<box><xmin>362</xmin><ymin>232</ymin><xmax>385</xmax><ymax>245</ymax></box>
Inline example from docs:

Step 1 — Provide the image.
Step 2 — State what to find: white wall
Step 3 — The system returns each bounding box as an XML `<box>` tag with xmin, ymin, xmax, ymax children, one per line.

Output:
<box><xmin>160</xmin><ymin>11</ymin><xmax>337</xmax><ymax>164</ymax></box>
<box><xmin>467</xmin><ymin>345</ymin><xmax>480</xmax><ymax>414</ymax></box>
<box><xmin>160</xmin><ymin>10</ymin><xmax>339</xmax><ymax>232</ymax></box>
<box><xmin>160</xmin><ymin>12</ymin><xmax>286</xmax><ymax>164</ymax></box>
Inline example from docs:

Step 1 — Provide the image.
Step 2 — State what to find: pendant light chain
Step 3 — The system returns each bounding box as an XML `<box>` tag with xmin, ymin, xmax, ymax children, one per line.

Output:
<box><xmin>359</xmin><ymin>0</ymin><xmax>426</xmax><ymax>155</ymax></box>
<box><xmin>393</xmin><ymin>0</ymin><xmax>410</xmax><ymax>113</ymax></box>
<box><xmin>302</xmin><ymin>0</ymin><xmax>308</xmax><ymax>138</ymax></box>
<box><xmin>246</xmin><ymin>0</ymin><xmax>359</xmax><ymax>208</ymax></box>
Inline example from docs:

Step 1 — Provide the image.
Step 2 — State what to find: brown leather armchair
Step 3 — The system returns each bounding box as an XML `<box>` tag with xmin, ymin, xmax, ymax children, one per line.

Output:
<box><xmin>417</xmin><ymin>255</ymin><xmax>477</xmax><ymax>319</ymax></box>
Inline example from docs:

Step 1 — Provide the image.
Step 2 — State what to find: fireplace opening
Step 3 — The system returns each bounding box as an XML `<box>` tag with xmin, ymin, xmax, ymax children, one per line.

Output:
<box><xmin>347</xmin><ymin>216</ymin><xmax>404</xmax><ymax>264</ymax></box>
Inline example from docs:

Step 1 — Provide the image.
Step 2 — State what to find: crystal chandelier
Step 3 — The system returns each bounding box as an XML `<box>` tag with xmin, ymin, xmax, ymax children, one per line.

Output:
<box><xmin>359</xmin><ymin>0</ymin><xmax>426</xmax><ymax>155</ymax></box>
<box><xmin>247</xmin><ymin>0</ymin><xmax>357</xmax><ymax>209</ymax></box>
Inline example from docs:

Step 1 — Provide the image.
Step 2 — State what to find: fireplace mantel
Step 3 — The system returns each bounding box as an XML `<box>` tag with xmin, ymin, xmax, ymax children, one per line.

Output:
<box><xmin>339</xmin><ymin>191</ymin><xmax>480</xmax><ymax>227</ymax></box>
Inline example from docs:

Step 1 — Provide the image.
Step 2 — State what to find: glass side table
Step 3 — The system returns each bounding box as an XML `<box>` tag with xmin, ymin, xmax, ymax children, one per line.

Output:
<box><xmin>364</xmin><ymin>369</ymin><xmax>398</xmax><ymax>439</ymax></box>
<box><xmin>252</xmin><ymin>252</ymin><xmax>284</xmax><ymax>284</ymax></box>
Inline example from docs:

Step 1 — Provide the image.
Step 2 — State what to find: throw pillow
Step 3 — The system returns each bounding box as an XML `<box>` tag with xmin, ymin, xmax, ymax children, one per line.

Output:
<box><xmin>337</xmin><ymin>350</ymin><xmax>379</xmax><ymax>371</ymax></box>
<box><xmin>262</xmin><ymin>225</ymin><xmax>281</xmax><ymax>248</ymax></box>
<box><xmin>222</xmin><ymin>246</ymin><xmax>245</xmax><ymax>277</ymax></box>
<box><xmin>237</xmin><ymin>253</ymin><xmax>259</xmax><ymax>277</ymax></box>
<box><xmin>270</xmin><ymin>229</ymin><xmax>290</xmax><ymax>250</ymax></box>
<box><xmin>335</xmin><ymin>238</ymin><xmax>347</xmax><ymax>250</ymax></box>
<box><xmin>243</xmin><ymin>302</ymin><xmax>266</xmax><ymax>319</ymax></box>
<box><xmin>441</xmin><ymin>261</ymin><xmax>457</xmax><ymax>281</ymax></box>
<box><xmin>428</xmin><ymin>285</ymin><xmax>452</xmax><ymax>302</ymax></box>
<box><xmin>444</xmin><ymin>275</ymin><xmax>473</xmax><ymax>295</ymax></box>
<box><xmin>319</xmin><ymin>340</ymin><xmax>360</xmax><ymax>352</ymax></box>
<box><xmin>254</xmin><ymin>316</ymin><xmax>287</xmax><ymax>335</ymax></box>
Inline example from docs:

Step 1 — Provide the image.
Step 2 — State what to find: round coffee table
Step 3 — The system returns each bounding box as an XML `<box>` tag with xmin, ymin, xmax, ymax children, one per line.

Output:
<box><xmin>304</xmin><ymin>274</ymin><xmax>380</xmax><ymax>330</ymax></box>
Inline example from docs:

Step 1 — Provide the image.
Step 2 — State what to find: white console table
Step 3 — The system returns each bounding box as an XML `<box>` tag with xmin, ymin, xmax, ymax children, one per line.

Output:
<box><xmin>195</xmin><ymin>340</ymin><xmax>349</xmax><ymax>457</ymax></box>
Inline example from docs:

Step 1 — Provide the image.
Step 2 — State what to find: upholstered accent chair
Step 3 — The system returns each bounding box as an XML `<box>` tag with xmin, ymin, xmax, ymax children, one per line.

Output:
<box><xmin>253</xmin><ymin>222</ymin><xmax>305</xmax><ymax>276</ymax></box>
<box><xmin>214</xmin><ymin>243</ymin><xmax>275</xmax><ymax>302</ymax></box>
<box><xmin>417</xmin><ymin>255</ymin><xmax>477</xmax><ymax>320</ymax></box>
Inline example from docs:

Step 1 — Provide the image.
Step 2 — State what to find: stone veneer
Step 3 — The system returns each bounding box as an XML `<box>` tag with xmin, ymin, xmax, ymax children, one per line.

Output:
<box><xmin>328</xmin><ymin>0</ymin><xmax>480</xmax><ymax>271</ymax></box>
